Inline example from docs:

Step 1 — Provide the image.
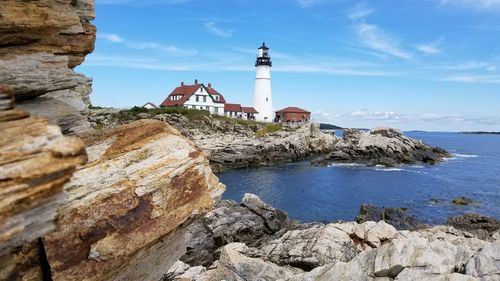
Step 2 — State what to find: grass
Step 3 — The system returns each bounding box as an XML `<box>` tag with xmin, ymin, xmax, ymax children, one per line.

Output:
<box><xmin>255</xmin><ymin>124</ymin><xmax>283</xmax><ymax>137</ymax></box>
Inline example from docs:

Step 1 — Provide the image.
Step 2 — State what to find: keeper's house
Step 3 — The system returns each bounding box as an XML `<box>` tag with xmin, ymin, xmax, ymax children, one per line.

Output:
<box><xmin>161</xmin><ymin>80</ymin><xmax>258</xmax><ymax>120</ymax></box>
<box><xmin>275</xmin><ymin>107</ymin><xmax>311</xmax><ymax>124</ymax></box>
<box><xmin>160</xmin><ymin>79</ymin><xmax>226</xmax><ymax>116</ymax></box>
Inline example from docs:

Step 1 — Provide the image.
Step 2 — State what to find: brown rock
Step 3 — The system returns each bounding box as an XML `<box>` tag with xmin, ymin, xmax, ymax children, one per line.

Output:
<box><xmin>0</xmin><ymin>107</ymin><xmax>87</xmax><ymax>256</ymax></box>
<box><xmin>0</xmin><ymin>0</ymin><xmax>96</xmax><ymax>133</ymax></box>
<box><xmin>42</xmin><ymin>120</ymin><xmax>225</xmax><ymax>281</ymax></box>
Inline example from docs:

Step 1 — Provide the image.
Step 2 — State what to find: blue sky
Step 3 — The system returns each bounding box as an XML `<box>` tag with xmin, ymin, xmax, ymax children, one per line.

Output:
<box><xmin>79</xmin><ymin>0</ymin><xmax>500</xmax><ymax>131</ymax></box>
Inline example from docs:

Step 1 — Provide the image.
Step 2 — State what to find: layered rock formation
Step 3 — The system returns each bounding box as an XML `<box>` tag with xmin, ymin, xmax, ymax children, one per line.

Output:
<box><xmin>315</xmin><ymin>128</ymin><xmax>451</xmax><ymax>167</ymax></box>
<box><xmin>0</xmin><ymin>0</ymin><xmax>96</xmax><ymax>134</ymax></box>
<box><xmin>0</xmin><ymin>87</ymin><xmax>88</xmax><ymax>280</ymax></box>
<box><xmin>40</xmin><ymin>120</ymin><xmax>224</xmax><ymax>281</ymax></box>
<box><xmin>167</xmin><ymin>194</ymin><xmax>500</xmax><ymax>281</ymax></box>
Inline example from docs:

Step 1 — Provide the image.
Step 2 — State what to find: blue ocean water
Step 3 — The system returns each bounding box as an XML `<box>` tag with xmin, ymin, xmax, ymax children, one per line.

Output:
<box><xmin>219</xmin><ymin>132</ymin><xmax>500</xmax><ymax>224</ymax></box>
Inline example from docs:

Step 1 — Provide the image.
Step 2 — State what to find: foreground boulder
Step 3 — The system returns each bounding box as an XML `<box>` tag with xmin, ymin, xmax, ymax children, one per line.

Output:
<box><xmin>181</xmin><ymin>194</ymin><xmax>292</xmax><ymax>267</ymax></box>
<box><xmin>41</xmin><ymin>120</ymin><xmax>225</xmax><ymax>281</ymax></box>
<box><xmin>315</xmin><ymin>128</ymin><xmax>451</xmax><ymax>167</ymax></box>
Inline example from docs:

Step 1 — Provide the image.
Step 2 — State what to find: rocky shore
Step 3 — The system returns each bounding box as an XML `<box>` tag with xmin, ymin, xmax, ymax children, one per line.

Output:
<box><xmin>166</xmin><ymin>194</ymin><xmax>500</xmax><ymax>281</ymax></box>
<box><xmin>90</xmin><ymin>109</ymin><xmax>452</xmax><ymax>171</ymax></box>
<box><xmin>90</xmin><ymin>109</ymin><xmax>339</xmax><ymax>172</ymax></box>
<box><xmin>314</xmin><ymin>128</ymin><xmax>452</xmax><ymax>167</ymax></box>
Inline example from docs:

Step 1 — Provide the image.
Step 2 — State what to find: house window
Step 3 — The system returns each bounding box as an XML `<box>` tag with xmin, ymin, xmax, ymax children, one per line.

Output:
<box><xmin>215</xmin><ymin>107</ymin><xmax>218</xmax><ymax>113</ymax></box>
<box><xmin>192</xmin><ymin>105</ymin><xmax>196</xmax><ymax>109</ymax></box>
<box><xmin>196</xmin><ymin>95</ymin><xmax>200</xmax><ymax>102</ymax></box>
<box><xmin>200</xmin><ymin>87</ymin><xmax>203</xmax><ymax>92</ymax></box>
<box><xmin>206</xmin><ymin>106</ymin><xmax>209</xmax><ymax>110</ymax></box>
<box><xmin>203</xmin><ymin>96</ymin><xmax>207</xmax><ymax>102</ymax></box>
<box><xmin>215</xmin><ymin>96</ymin><xmax>219</xmax><ymax>101</ymax></box>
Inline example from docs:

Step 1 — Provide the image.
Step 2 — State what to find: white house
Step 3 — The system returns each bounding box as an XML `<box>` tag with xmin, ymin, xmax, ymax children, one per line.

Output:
<box><xmin>142</xmin><ymin>102</ymin><xmax>158</xmax><ymax>109</ymax></box>
<box><xmin>160</xmin><ymin>80</ymin><xmax>226</xmax><ymax>116</ymax></box>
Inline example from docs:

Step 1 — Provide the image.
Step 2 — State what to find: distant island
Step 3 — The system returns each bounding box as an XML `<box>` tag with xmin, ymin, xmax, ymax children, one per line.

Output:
<box><xmin>319</xmin><ymin>123</ymin><xmax>343</xmax><ymax>130</ymax></box>
<box><xmin>461</xmin><ymin>131</ymin><xmax>500</xmax><ymax>135</ymax></box>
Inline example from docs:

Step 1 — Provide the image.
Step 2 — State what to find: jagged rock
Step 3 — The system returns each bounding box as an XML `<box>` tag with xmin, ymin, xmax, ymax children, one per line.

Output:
<box><xmin>0</xmin><ymin>0</ymin><xmax>96</xmax><ymax>133</ymax></box>
<box><xmin>448</xmin><ymin>214</ymin><xmax>500</xmax><ymax>241</ymax></box>
<box><xmin>465</xmin><ymin>241</ymin><xmax>500</xmax><ymax>280</ymax></box>
<box><xmin>315</xmin><ymin>128</ymin><xmax>451</xmax><ymax>167</ymax></box>
<box><xmin>196</xmin><ymin>243</ymin><xmax>303</xmax><ymax>281</ymax></box>
<box><xmin>253</xmin><ymin>223</ymin><xmax>359</xmax><ymax>270</ymax></box>
<box><xmin>242</xmin><ymin>193</ymin><xmax>289</xmax><ymax>232</ymax></box>
<box><xmin>452</xmin><ymin>197</ymin><xmax>475</xmax><ymax>205</ymax></box>
<box><xmin>182</xmin><ymin>196</ymin><xmax>290</xmax><ymax>267</ymax></box>
<box><xmin>41</xmin><ymin>120</ymin><xmax>225</xmax><ymax>281</ymax></box>
<box><xmin>356</xmin><ymin>204</ymin><xmax>420</xmax><ymax>230</ymax></box>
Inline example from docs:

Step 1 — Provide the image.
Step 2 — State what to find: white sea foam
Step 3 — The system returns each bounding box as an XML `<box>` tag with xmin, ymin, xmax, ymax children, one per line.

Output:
<box><xmin>374</xmin><ymin>168</ymin><xmax>404</xmax><ymax>172</ymax></box>
<box><xmin>327</xmin><ymin>163</ymin><xmax>364</xmax><ymax>168</ymax></box>
<box><xmin>454</xmin><ymin>153</ymin><xmax>479</xmax><ymax>158</ymax></box>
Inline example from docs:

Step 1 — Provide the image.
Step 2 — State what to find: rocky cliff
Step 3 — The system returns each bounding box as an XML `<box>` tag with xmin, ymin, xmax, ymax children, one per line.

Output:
<box><xmin>0</xmin><ymin>1</ymin><xmax>227</xmax><ymax>281</ymax></box>
<box><xmin>0</xmin><ymin>0</ymin><xmax>96</xmax><ymax>134</ymax></box>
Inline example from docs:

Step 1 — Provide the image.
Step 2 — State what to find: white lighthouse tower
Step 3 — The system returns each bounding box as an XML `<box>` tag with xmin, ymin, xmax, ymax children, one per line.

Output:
<box><xmin>253</xmin><ymin>42</ymin><xmax>273</xmax><ymax>122</ymax></box>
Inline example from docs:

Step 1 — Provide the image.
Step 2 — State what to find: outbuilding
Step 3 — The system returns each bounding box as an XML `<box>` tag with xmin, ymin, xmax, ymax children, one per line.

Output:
<box><xmin>275</xmin><ymin>107</ymin><xmax>311</xmax><ymax>124</ymax></box>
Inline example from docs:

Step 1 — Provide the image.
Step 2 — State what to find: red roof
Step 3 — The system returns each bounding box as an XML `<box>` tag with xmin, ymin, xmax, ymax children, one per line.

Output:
<box><xmin>206</xmin><ymin>87</ymin><xmax>226</xmax><ymax>103</ymax></box>
<box><xmin>160</xmin><ymin>82</ymin><xmax>227</xmax><ymax>107</ymax></box>
<box><xmin>276</xmin><ymin>107</ymin><xmax>311</xmax><ymax>114</ymax></box>
<box><xmin>242</xmin><ymin>107</ymin><xmax>258</xmax><ymax>114</ymax></box>
<box><xmin>224</xmin><ymin>103</ymin><xmax>242</xmax><ymax>112</ymax></box>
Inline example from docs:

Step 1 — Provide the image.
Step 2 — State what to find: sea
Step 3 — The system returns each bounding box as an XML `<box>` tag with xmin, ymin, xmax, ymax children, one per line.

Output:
<box><xmin>219</xmin><ymin>131</ymin><xmax>500</xmax><ymax>224</ymax></box>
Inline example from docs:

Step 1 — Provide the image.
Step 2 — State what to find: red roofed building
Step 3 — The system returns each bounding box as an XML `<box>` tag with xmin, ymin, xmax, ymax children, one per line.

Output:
<box><xmin>224</xmin><ymin>104</ymin><xmax>258</xmax><ymax>120</ymax></box>
<box><xmin>275</xmin><ymin>107</ymin><xmax>311</xmax><ymax>123</ymax></box>
<box><xmin>160</xmin><ymin>80</ymin><xmax>226</xmax><ymax>115</ymax></box>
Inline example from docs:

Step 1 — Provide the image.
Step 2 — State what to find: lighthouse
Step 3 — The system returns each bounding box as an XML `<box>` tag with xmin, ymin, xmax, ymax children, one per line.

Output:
<box><xmin>253</xmin><ymin>42</ymin><xmax>273</xmax><ymax>122</ymax></box>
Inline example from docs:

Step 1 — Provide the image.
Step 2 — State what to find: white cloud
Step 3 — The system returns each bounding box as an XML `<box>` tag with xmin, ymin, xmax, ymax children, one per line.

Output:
<box><xmin>439</xmin><ymin>0</ymin><xmax>500</xmax><ymax>10</ymax></box>
<box><xmin>439</xmin><ymin>75</ymin><xmax>500</xmax><ymax>84</ymax></box>
<box><xmin>435</xmin><ymin>61</ymin><xmax>497</xmax><ymax>71</ymax></box>
<box><xmin>96</xmin><ymin>32</ymin><xmax>197</xmax><ymax>57</ymax></box>
<box><xmin>297</xmin><ymin>0</ymin><xmax>319</xmax><ymax>8</ymax></box>
<box><xmin>128</xmin><ymin>42</ymin><xmax>198</xmax><ymax>56</ymax></box>
<box><xmin>355</xmin><ymin>23</ymin><xmax>413</xmax><ymax>60</ymax></box>
<box><xmin>97</xmin><ymin>33</ymin><xmax>124</xmax><ymax>43</ymax></box>
<box><xmin>415</xmin><ymin>39</ymin><xmax>443</xmax><ymax>54</ymax></box>
<box><xmin>348</xmin><ymin>3</ymin><xmax>374</xmax><ymax>21</ymax></box>
<box><xmin>204</xmin><ymin>22</ymin><xmax>233</xmax><ymax>38</ymax></box>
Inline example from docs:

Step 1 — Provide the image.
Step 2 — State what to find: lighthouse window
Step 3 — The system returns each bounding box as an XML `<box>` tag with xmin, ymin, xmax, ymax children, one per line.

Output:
<box><xmin>266</xmin><ymin>97</ymin><xmax>269</xmax><ymax>102</ymax></box>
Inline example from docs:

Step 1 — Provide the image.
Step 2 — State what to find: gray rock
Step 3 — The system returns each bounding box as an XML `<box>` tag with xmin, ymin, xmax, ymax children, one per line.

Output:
<box><xmin>356</xmin><ymin>204</ymin><xmax>420</xmax><ymax>230</ymax></box>
<box><xmin>315</xmin><ymin>128</ymin><xmax>451</xmax><ymax>167</ymax></box>
<box><xmin>465</xmin><ymin>241</ymin><xmax>500</xmax><ymax>281</ymax></box>
<box><xmin>448</xmin><ymin>214</ymin><xmax>500</xmax><ymax>241</ymax></box>
<box><xmin>197</xmin><ymin>243</ymin><xmax>303</xmax><ymax>281</ymax></box>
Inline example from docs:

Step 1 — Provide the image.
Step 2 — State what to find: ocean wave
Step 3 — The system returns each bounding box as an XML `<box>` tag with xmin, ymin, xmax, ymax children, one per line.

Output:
<box><xmin>454</xmin><ymin>153</ymin><xmax>479</xmax><ymax>158</ymax></box>
<box><xmin>327</xmin><ymin>163</ymin><xmax>364</xmax><ymax>168</ymax></box>
<box><xmin>374</xmin><ymin>168</ymin><xmax>405</xmax><ymax>172</ymax></box>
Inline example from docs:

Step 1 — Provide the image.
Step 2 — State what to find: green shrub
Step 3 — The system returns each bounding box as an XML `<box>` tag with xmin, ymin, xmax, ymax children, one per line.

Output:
<box><xmin>255</xmin><ymin>124</ymin><xmax>283</xmax><ymax>137</ymax></box>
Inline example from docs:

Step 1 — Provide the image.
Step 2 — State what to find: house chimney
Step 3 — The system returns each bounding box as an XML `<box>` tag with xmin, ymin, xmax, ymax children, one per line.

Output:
<box><xmin>181</xmin><ymin>81</ymin><xmax>184</xmax><ymax>86</ymax></box>
<box><xmin>194</xmin><ymin>79</ymin><xmax>198</xmax><ymax>85</ymax></box>
<box><xmin>208</xmin><ymin>83</ymin><xmax>212</xmax><ymax>88</ymax></box>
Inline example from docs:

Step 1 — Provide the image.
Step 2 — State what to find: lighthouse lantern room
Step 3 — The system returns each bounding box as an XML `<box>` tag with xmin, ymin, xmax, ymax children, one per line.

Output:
<box><xmin>253</xmin><ymin>42</ymin><xmax>274</xmax><ymax>122</ymax></box>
